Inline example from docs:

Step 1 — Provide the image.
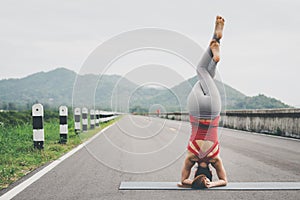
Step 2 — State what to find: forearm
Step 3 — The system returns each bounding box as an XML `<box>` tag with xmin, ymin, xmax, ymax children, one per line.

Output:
<box><xmin>181</xmin><ymin>167</ymin><xmax>192</xmax><ymax>185</ymax></box>
<box><xmin>209</xmin><ymin>179</ymin><xmax>227</xmax><ymax>188</ymax></box>
<box><xmin>211</xmin><ymin>157</ymin><xmax>228</xmax><ymax>188</ymax></box>
<box><xmin>181</xmin><ymin>155</ymin><xmax>195</xmax><ymax>185</ymax></box>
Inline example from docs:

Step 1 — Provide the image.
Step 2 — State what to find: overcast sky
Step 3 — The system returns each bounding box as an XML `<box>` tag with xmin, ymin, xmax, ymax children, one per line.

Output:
<box><xmin>1</xmin><ymin>0</ymin><xmax>300</xmax><ymax>107</ymax></box>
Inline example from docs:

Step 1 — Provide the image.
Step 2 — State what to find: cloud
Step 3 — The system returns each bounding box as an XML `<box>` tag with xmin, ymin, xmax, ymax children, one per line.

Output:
<box><xmin>0</xmin><ymin>0</ymin><xmax>299</xmax><ymax>106</ymax></box>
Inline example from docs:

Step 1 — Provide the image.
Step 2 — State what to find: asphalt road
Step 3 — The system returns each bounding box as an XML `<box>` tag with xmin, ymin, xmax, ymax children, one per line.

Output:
<box><xmin>4</xmin><ymin>115</ymin><xmax>300</xmax><ymax>199</ymax></box>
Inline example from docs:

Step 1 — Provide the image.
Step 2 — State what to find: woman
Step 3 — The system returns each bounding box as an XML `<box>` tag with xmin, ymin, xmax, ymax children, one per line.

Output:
<box><xmin>179</xmin><ymin>16</ymin><xmax>228</xmax><ymax>189</ymax></box>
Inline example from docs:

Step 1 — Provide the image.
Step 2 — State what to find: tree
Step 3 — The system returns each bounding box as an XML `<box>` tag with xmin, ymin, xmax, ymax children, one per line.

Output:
<box><xmin>130</xmin><ymin>105</ymin><xmax>148</xmax><ymax>114</ymax></box>
<box><xmin>0</xmin><ymin>101</ymin><xmax>6</xmax><ymax>110</ymax></box>
<box><xmin>8</xmin><ymin>102</ymin><xmax>17</xmax><ymax>110</ymax></box>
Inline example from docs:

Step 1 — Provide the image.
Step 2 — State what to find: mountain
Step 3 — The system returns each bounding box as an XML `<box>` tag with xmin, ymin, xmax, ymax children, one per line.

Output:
<box><xmin>0</xmin><ymin>68</ymin><xmax>291</xmax><ymax>111</ymax></box>
<box><xmin>163</xmin><ymin>76</ymin><xmax>247</xmax><ymax>111</ymax></box>
<box><xmin>0</xmin><ymin>68</ymin><xmax>76</xmax><ymax>109</ymax></box>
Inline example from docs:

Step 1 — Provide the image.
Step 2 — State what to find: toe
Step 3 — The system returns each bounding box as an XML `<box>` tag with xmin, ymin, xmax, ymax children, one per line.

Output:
<box><xmin>216</xmin><ymin>16</ymin><xmax>224</xmax><ymax>23</ymax></box>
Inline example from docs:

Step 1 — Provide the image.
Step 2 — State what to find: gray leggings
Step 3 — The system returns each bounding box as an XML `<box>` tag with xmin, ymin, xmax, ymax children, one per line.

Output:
<box><xmin>187</xmin><ymin>36</ymin><xmax>221</xmax><ymax>119</ymax></box>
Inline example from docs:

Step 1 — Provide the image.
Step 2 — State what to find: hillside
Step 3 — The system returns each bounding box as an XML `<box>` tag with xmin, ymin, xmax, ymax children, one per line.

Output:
<box><xmin>0</xmin><ymin>68</ymin><xmax>291</xmax><ymax>111</ymax></box>
<box><xmin>0</xmin><ymin>68</ymin><xmax>76</xmax><ymax>109</ymax></box>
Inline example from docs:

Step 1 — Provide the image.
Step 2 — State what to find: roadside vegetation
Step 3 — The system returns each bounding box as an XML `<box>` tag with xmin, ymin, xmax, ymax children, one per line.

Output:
<box><xmin>0</xmin><ymin>109</ymin><xmax>118</xmax><ymax>190</ymax></box>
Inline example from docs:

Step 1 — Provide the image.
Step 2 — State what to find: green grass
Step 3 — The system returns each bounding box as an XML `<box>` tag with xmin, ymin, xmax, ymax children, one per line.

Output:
<box><xmin>0</xmin><ymin>114</ymin><xmax>119</xmax><ymax>190</ymax></box>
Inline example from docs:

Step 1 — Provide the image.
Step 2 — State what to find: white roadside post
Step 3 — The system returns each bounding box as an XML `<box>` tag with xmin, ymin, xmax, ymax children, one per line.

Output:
<box><xmin>74</xmin><ymin>108</ymin><xmax>81</xmax><ymax>134</ymax></box>
<box><xmin>90</xmin><ymin>109</ymin><xmax>95</xmax><ymax>129</ymax></box>
<box><xmin>32</xmin><ymin>104</ymin><xmax>44</xmax><ymax>149</ymax></box>
<box><xmin>82</xmin><ymin>107</ymin><xmax>88</xmax><ymax>132</ymax></box>
<box><xmin>95</xmin><ymin>110</ymin><xmax>99</xmax><ymax>127</ymax></box>
<box><xmin>59</xmin><ymin>106</ymin><xmax>68</xmax><ymax>144</ymax></box>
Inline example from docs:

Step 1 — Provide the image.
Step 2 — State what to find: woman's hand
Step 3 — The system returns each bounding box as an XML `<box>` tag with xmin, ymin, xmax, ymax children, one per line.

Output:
<box><xmin>203</xmin><ymin>177</ymin><xmax>213</xmax><ymax>188</ymax></box>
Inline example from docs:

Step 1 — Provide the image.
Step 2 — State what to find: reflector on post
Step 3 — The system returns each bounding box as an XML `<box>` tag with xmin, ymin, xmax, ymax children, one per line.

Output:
<box><xmin>74</xmin><ymin>107</ymin><xmax>81</xmax><ymax>134</ymax></box>
<box><xmin>59</xmin><ymin>106</ymin><xmax>68</xmax><ymax>144</ymax></box>
<box><xmin>32</xmin><ymin>104</ymin><xmax>44</xmax><ymax>149</ymax></box>
<box><xmin>82</xmin><ymin>107</ymin><xmax>88</xmax><ymax>132</ymax></box>
<box><xmin>95</xmin><ymin>110</ymin><xmax>99</xmax><ymax>127</ymax></box>
<box><xmin>90</xmin><ymin>109</ymin><xmax>95</xmax><ymax>129</ymax></box>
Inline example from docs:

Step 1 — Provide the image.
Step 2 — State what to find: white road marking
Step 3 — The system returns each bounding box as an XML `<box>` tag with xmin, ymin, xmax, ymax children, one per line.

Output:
<box><xmin>169</xmin><ymin>128</ymin><xmax>177</xmax><ymax>132</ymax></box>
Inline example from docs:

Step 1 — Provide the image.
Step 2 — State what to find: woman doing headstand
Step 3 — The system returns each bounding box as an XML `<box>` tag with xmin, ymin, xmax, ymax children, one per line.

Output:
<box><xmin>179</xmin><ymin>16</ymin><xmax>228</xmax><ymax>189</ymax></box>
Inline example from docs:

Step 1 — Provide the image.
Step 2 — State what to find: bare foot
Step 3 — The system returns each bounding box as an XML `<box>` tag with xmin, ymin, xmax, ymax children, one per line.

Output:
<box><xmin>214</xmin><ymin>16</ymin><xmax>225</xmax><ymax>40</ymax></box>
<box><xmin>210</xmin><ymin>40</ymin><xmax>220</xmax><ymax>62</ymax></box>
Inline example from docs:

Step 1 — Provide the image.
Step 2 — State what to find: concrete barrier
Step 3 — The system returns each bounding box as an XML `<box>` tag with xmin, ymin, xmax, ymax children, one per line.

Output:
<box><xmin>153</xmin><ymin>112</ymin><xmax>190</xmax><ymax>122</ymax></box>
<box><xmin>151</xmin><ymin>108</ymin><xmax>300</xmax><ymax>139</ymax></box>
<box><xmin>222</xmin><ymin>109</ymin><xmax>300</xmax><ymax>139</ymax></box>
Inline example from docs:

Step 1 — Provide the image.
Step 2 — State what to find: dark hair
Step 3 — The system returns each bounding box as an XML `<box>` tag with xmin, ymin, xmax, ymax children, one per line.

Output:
<box><xmin>195</xmin><ymin>164</ymin><xmax>212</xmax><ymax>181</ymax></box>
